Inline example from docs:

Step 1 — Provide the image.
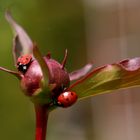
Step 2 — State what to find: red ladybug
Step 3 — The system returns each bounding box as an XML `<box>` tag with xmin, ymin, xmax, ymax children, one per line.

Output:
<box><xmin>57</xmin><ymin>91</ymin><xmax>78</xmax><ymax>108</ymax></box>
<box><xmin>17</xmin><ymin>54</ymin><xmax>32</xmax><ymax>73</ymax></box>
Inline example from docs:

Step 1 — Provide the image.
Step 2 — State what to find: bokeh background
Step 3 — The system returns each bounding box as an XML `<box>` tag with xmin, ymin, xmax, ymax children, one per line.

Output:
<box><xmin>0</xmin><ymin>0</ymin><xmax>140</xmax><ymax>140</ymax></box>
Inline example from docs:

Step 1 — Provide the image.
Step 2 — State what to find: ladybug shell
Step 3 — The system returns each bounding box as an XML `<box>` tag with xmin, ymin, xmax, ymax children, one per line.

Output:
<box><xmin>17</xmin><ymin>54</ymin><xmax>32</xmax><ymax>65</ymax></box>
<box><xmin>57</xmin><ymin>91</ymin><xmax>78</xmax><ymax>108</ymax></box>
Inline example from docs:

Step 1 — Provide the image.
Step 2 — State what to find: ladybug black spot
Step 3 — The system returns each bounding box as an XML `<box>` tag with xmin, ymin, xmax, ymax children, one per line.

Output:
<box><xmin>71</xmin><ymin>92</ymin><xmax>74</xmax><ymax>96</ymax></box>
<box><xmin>66</xmin><ymin>98</ymin><xmax>69</xmax><ymax>101</ymax></box>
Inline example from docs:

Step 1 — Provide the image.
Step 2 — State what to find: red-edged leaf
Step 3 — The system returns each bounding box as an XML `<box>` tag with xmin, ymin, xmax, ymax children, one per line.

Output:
<box><xmin>69</xmin><ymin>57</ymin><xmax>140</xmax><ymax>100</ymax></box>
<box><xmin>69</xmin><ymin>63</ymin><xmax>93</xmax><ymax>81</ymax></box>
<box><xmin>5</xmin><ymin>11</ymin><xmax>33</xmax><ymax>64</ymax></box>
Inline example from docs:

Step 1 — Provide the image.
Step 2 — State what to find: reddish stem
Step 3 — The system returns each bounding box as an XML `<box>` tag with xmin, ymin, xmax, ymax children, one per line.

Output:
<box><xmin>35</xmin><ymin>105</ymin><xmax>49</xmax><ymax>140</ymax></box>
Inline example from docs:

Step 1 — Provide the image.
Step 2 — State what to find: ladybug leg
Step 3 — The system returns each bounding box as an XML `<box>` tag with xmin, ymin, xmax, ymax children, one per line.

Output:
<box><xmin>50</xmin><ymin>97</ymin><xmax>63</xmax><ymax>107</ymax></box>
<box><xmin>49</xmin><ymin>100</ymin><xmax>56</xmax><ymax>107</ymax></box>
<box><xmin>61</xmin><ymin>84</ymin><xmax>67</xmax><ymax>91</ymax></box>
<box><xmin>61</xmin><ymin>49</ymin><xmax>68</xmax><ymax>69</ymax></box>
<box><xmin>56</xmin><ymin>101</ymin><xmax>64</xmax><ymax>107</ymax></box>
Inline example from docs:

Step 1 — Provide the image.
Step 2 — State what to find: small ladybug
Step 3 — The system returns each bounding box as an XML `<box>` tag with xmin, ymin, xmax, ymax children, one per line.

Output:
<box><xmin>17</xmin><ymin>54</ymin><xmax>32</xmax><ymax>73</ymax></box>
<box><xmin>57</xmin><ymin>91</ymin><xmax>78</xmax><ymax>108</ymax></box>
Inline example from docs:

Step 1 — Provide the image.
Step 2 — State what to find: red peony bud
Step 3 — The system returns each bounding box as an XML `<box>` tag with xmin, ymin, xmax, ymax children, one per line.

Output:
<box><xmin>20</xmin><ymin>57</ymin><xmax>70</xmax><ymax>98</ymax></box>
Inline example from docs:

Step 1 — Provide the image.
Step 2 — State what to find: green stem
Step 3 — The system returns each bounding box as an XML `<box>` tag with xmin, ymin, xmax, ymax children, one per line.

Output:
<box><xmin>34</xmin><ymin>105</ymin><xmax>49</xmax><ymax>140</ymax></box>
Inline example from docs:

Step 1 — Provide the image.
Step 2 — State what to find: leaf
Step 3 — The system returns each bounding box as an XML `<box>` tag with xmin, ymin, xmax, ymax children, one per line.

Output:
<box><xmin>69</xmin><ymin>63</ymin><xmax>93</xmax><ymax>81</ymax></box>
<box><xmin>69</xmin><ymin>57</ymin><xmax>140</xmax><ymax>100</ymax></box>
<box><xmin>33</xmin><ymin>44</ymin><xmax>49</xmax><ymax>89</ymax></box>
<box><xmin>5</xmin><ymin>11</ymin><xmax>33</xmax><ymax>64</ymax></box>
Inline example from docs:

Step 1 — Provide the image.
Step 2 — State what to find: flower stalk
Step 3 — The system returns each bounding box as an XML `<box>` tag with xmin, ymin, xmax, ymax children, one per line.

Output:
<box><xmin>35</xmin><ymin>105</ymin><xmax>49</xmax><ymax>140</ymax></box>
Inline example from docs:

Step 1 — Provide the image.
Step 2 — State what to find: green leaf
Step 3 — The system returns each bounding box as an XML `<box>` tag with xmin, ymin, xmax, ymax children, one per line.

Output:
<box><xmin>69</xmin><ymin>57</ymin><xmax>140</xmax><ymax>100</ymax></box>
<box><xmin>33</xmin><ymin>44</ymin><xmax>49</xmax><ymax>89</ymax></box>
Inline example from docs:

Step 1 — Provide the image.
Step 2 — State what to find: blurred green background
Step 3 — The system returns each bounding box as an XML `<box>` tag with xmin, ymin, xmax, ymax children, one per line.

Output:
<box><xmin>0</xmin><ymin>0</ymin><xmax>140</xmax><ymax>140</ymax></box>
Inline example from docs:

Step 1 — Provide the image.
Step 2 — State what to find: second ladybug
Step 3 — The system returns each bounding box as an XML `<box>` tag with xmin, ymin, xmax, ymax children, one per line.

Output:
<box><xmin>57</xmin><ymin>91</ymin><xmax>78</xmax><ymax>108</ymax></box>
<box><xmin>17</xmin><ymin>54</ymin><xmax>32</xmax><ymax>73</ymax></box>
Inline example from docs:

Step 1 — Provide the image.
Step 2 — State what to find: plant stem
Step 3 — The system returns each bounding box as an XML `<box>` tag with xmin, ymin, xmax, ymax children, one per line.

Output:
<box><xmin>34</xmin><ymin>104</ymin><xmax>49</xmax><ymax>140</ymax></box>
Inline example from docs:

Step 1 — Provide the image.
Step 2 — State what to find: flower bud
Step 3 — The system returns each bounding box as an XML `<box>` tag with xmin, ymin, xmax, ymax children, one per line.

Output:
<box><xmin>20</xmin><ymin>57</ymin><xmax>70</xmax><ymax>98</ymax></box>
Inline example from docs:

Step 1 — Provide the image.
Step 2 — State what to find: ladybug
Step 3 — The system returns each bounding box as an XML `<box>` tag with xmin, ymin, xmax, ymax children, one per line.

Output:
<box><xmin>57</xmin><ymin>91</ymin><xmax>78</xmax><ymax>108</ymax></box>
<box><xmin>17</xmin><ymin>54</ymin><xmax>32</xmax><ymax>73</ymax></box>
